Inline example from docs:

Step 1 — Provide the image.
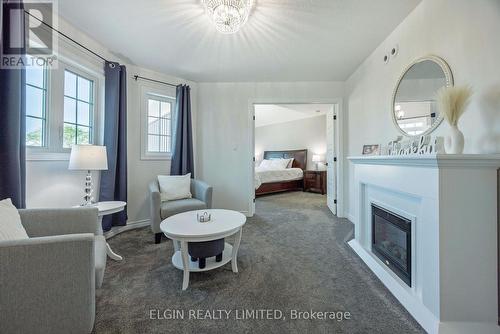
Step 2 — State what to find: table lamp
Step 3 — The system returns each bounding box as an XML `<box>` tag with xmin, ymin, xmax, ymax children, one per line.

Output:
<box><xmin>69</xmin><ymin>145</ymin><xmax>108</xmax><ymax>206</ymax></box>
<box><xmin>312</xmin><ymin>154</ymin><xmax>322</xmax><ymax>170</ymax></box>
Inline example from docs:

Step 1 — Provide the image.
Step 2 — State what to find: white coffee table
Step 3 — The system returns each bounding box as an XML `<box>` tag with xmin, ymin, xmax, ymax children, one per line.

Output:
<box><xmin>160</xmin><ymin>209</ymin><xmax>246</xmax><ymax>290</ymax></box>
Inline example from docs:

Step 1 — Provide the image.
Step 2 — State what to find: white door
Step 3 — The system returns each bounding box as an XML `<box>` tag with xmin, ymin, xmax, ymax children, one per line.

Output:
<box><xmin>326</xmin><ymin>105</ymin><xmax>337</xmax><ymax>215</ymax></box>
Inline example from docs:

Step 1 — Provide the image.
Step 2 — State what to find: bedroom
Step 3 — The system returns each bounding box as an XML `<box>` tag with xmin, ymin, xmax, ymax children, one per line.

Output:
<box><xmin>253</xmin><ymin>103</ymin><xmax>337</xmax><ymax>214</ymax></box>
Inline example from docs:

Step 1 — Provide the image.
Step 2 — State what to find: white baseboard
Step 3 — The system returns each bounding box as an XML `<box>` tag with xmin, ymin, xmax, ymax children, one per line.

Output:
<box><xmin>347</xmin><ymin>212</ymin><xmax>355</xmax><ymax>223</ymax></box>
<box><xmin>104</xmin><ymin>211</ymin><xmax>251</xmax><ymax>240</ymax></box>
<box><xmin>104</xmin><ymin>219</ymin><xmax>150</xmax><ymax>240</ymax></box>
<box><xmin>240</xmin><ymin>210</ymin><xmax>252</xmax><ymax>217</ymax></box>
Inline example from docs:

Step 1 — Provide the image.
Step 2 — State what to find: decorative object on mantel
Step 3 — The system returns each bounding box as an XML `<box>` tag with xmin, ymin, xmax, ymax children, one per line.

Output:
<box><xmin>197</xmin><ymin>211</ymin><xmax>212</xmax><ymax>223</ymax></box>
<box><xmin>387</xmin><ymin>135</ymin><xmax>445</xmax><ymax>156</ymax></box>
<box><xmin>437</xmin><ymin>85</ymin><xmax>473</xmax><ymax>154</ymax></box>
<box><xmin>362</xmin><ymin>144</ymin><xmax>381</xmax><ymax>155</ymax></box>
<box><xmin>385</xmin><ymin>136</ymin><xmax>403</xmax><ymax>154</ymax></box>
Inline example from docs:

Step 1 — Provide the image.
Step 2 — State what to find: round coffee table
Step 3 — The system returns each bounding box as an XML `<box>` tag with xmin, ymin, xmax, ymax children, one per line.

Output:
<box><xmin>160</xmin><ymin>209</ymin><xmax>246</xmax><ymax>290</ymax></box>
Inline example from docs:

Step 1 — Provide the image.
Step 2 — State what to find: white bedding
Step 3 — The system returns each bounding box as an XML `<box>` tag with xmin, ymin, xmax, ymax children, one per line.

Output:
<box><xmin>254</xmin><ymin>167</ymin><xmax>304</xmax><ymax>189</ymax></box>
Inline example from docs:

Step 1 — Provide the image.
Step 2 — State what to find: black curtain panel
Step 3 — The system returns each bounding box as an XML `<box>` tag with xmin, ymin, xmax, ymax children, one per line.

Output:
<box><xmin>0</xmin><ymin>0</ymin><xmax>26</xmax><ymax>208</ymax></box>
<box><xmin>170</xmin><ymin>84</ymin><xmax>194</xmax><ymax>176</ymax></box>
<box><xmin>99</xmin><ymin>61</ymin><xmax>127</xmax><ymax>231</ymax></box>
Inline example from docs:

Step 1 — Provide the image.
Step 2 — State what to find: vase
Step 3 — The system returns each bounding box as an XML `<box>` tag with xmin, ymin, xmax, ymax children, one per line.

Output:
<box><xmin>444</xmin><ymin>125</ymin><xmax>464</xmax><ymax>154</ymax></box>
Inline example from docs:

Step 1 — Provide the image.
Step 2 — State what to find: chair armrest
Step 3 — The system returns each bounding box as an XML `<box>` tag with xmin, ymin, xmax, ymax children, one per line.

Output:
<box><xmin>191</xmin><ymin>179</ymin><xmax>213</xmax><ymax>209</ymax></box>
<box><xmin>0</xmin><ymin>234</ymin><xmax>95</xmax><ymax>334</ymax></box>
<box><xmin>19</xmin><ymin>207</ymin><xmax>99</xmax><ymax>238</ymax></box>
<box><xmin>149</xmin><ymin>180</ymin><xmax>162</xmax><ymax>231</ymax></box>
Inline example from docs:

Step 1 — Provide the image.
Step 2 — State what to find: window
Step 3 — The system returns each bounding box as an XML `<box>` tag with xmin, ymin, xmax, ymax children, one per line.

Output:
<box><xmin>25</xmin><ymin>57</ymin><xmax>101</xmax><ymax>160</ymax></box>
<box><xmin>63</xmin><ymin>70</ymin><xmax>94</xmax><ymax>148</ymax></box>
<box><xmin>141</xmin><ymin>87</ymin><xmax>175</xmax><ymax>160</ymax></box>
<box><xmin>25</xmin><ymin>67</ymin><xmax>47</xmax><ymax>147</ymax></box>
<box><xmin>147</xmin><ymin>97</ymin><xmax>172</xmax><ymax>153</ymax></box>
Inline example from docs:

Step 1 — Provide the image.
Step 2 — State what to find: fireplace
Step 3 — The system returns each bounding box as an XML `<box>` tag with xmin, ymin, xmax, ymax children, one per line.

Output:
<box><xmin>371</xmin><ymin>204</ymin><xmax>411</xmax><ymax>286</ymax></box>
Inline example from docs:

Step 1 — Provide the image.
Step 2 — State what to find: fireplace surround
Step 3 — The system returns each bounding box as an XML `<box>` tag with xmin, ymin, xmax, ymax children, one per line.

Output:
<box><xmin>347</xmin><ymin>154</ymin><xmax>500</xmax><ymax>334</ymax></box>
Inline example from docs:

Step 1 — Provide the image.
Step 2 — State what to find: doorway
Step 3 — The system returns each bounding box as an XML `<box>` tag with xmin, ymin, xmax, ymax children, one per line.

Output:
<box><xmin>249</xmin><ymin>101</ymin><xmax>343</xmax><ymax>217</ymax></box>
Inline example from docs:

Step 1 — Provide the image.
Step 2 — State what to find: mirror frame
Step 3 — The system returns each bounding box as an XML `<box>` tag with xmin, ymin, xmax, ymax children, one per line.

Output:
<box><xmin>391</xmin><ymin>55</ymin><xmax>454</xmax><ymax>137</ymax></box>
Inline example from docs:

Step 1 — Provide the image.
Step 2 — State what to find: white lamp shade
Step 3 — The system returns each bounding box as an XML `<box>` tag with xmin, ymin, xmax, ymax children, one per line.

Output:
<box><xmin>312</xmin><ymin>154</ymin><xmax>322</xmax><ymax>162</ymax></box>
<box><xmin>68</xmin><ymin>145</ymin><xmax>108</xmax><ymax>171</ymax></box>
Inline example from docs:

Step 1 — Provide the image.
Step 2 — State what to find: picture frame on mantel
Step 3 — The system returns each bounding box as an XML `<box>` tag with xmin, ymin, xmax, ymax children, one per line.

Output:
<box><xmin>362</xmin><ymin>144</ymin><xmax>381</xmax><ymax>156</ymax></box>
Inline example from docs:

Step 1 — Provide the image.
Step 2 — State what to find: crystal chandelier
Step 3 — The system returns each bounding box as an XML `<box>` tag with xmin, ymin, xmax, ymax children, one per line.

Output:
<box><xmin>203</xmin><ymin>0</ymin><xmax>253</xmax><ymax>34</ymax></box>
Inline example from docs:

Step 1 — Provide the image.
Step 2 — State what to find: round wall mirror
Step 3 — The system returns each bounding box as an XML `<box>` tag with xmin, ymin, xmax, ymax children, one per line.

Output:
<box><xmin>392</xmin><ymin>55</ymin><xmax>453</xmax><ymax>137</ymax></box>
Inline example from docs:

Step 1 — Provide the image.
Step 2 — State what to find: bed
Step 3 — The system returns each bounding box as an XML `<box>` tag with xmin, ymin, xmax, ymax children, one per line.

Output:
<box><xmin>255</xmin><ymin>149</ymin><xmax>307</xmax><ymax>196</ymax></box>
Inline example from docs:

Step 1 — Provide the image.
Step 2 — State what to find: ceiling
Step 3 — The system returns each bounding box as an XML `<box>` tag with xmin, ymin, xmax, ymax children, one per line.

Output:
<box><xmin>58</xmin><ymin>0</ymin><xmax>421</xmax><ymax>82</ymax></box>
<box><xmin>254</xmin><ymin>104</ymin><xmax>331</xmax><ymax>127</ymax></box>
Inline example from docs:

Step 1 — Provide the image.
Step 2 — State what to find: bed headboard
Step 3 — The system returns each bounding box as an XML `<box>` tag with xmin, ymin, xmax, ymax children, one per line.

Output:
<box><xmin>263</xmin><ymin>149</ymin><xmax>308</xmax><ymax>170</ymax></box>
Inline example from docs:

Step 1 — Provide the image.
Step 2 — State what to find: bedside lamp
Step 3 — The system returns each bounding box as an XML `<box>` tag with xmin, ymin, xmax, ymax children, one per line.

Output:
<box><xmin>69</xmin><ymin>145</ymin><xmax>108</xmax><ymax>206</ymax></box>
<box><xmin>312</xmin><ymin>154</ymin><xmax>322</xmax><ymax>170</ymax></box>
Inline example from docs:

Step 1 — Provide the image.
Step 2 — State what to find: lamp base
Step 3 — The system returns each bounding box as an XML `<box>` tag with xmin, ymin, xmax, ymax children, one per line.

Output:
<box><xmin>82</xmin><ymin>170</ymin><xmax>94</xmax><ymax>206</ymax></box>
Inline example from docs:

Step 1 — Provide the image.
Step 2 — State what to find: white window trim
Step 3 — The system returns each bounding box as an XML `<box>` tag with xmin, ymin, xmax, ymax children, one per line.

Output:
<box><xmin>140</xmin><ymin>84</ymin><xmax>176</xmax><ymax>161</ymax></box>
<box><xmin>26</xmin><ymin>50</ymin><xmax>105</xmax><ymax>161</ymax></box>
<box><xmin>25</xmin><ymin>66</ymin><xmax>49</xmax><ymax>149</ymax></box>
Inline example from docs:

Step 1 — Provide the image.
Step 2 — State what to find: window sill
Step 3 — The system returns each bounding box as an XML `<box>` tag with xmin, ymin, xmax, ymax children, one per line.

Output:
<box><xmin>26</xmin><ymin>151</ymin><xmax>70</xmax><ymax>161</ymax></box>
<box><xmin>140</xmin><ymin>154</ymin><xmax>172</xmax><ymax>161</ymax></box>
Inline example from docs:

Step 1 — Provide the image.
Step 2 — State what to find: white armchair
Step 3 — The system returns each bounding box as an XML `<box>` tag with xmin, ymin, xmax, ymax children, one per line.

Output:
<box><xmin>0</xmin><ymin>207</ymin><xmax>105</xmax><ymax>334</ymax></box>
<box><xmin>149</xmin><ymin>179</ymin><xmax>213</xmax><ymax>244</ymax></box>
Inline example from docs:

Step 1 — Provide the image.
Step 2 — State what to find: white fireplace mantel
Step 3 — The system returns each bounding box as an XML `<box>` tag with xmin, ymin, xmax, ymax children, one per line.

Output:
<box><xmin>348</xmin><ymin>154</ymin><xmax>500</xmax><ymax>334</ymax></box>
<box><xmin>348</xmin><ymin>153</ymin><xmax>500</xmax><ymax>167</ymax></box>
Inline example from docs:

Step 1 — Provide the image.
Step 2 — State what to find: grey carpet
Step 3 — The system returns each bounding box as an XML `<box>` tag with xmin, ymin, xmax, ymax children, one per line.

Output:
<box><xmin>95</xmin><ymin>191</ymin><xmax>423</xmax><ymax>333</ymax></box>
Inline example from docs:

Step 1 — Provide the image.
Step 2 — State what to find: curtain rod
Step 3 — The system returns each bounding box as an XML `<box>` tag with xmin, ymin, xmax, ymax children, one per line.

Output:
<box><xmin>24</xmin><ymin>10</ymin><xmax>110</xmax><ymax>63</ymax></box>
<box><xmin>133</xmin><ymin>75</ymin><xmax>179</xmax><ymax>88</ymax></box>
<box><xmin>24</xmin><ymin>10</ymin><xmax>182</xmax><ymax>86</ymax></box>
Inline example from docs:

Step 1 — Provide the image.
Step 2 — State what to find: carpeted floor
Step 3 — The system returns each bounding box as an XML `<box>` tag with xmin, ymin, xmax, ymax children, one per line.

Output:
<box><xmin>94</xmin><ymin>191</ymin><xmax>423</xmax><ymax>333</ymax></box>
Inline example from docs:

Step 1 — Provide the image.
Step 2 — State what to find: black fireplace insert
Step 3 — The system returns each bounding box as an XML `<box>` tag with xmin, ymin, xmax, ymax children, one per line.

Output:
<box><xmin>371</xmin><ymin>204</ymin><xmax>411</xmax><ymax>286</ymax></box>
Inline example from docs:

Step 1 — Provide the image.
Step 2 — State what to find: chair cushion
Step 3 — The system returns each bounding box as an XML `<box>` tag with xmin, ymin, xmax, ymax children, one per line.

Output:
<box><xmin>0</xmin><ymin>198</ymin><xmax>28</xmax><ymax>241</ymax></box>
<box><xmin>160</xmin><ymin>198</ymin><xmax>207</xmax><ymax>219</ymax></box>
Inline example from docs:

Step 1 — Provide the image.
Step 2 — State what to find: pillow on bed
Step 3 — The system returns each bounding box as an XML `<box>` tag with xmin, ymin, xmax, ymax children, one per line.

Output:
<box><xmin>270</xmin><ymin>158</ymin><xmax>294</xmax><ymax>168</ymax></box>
<box><xmin>259</xmin><ymin>159</ymin><xmax>274</xmax><ymax>169</ymax></box>
<box><xmin>269</xmin><ymin>159</ymin><xmax>290</xmax><ymax>169</ymax></box>
<box><xmin>259</xmin><ymin>158</ymin><xmax>291</xmax><ymax>170</ymax></box>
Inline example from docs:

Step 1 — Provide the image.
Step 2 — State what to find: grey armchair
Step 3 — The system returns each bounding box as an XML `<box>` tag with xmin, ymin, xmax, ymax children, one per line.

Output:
<box><xmin>0</xmin><ymin>207</ymin><xmax>105</xmax><ymax>334</ymax></box>
<box><xmin>150</xmin><ymin>178</ymin><xmax>213</xmax><ymax>244</ymax></box>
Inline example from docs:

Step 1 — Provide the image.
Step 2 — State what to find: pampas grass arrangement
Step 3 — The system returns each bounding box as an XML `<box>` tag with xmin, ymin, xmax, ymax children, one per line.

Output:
<box><xmin>436</xmin><ymin>85</ymin><xmax>473</xmax><ymax>154</ymax></box>
<box><xmin>436</xmin><ymin>85</ymin><xmax>473</xmax><ymax>127</ymax></box>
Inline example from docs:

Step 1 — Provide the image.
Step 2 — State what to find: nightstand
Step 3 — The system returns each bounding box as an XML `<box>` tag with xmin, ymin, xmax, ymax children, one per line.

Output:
<box><xmin>303</xmin><ymin>170</ymin><xmax>327</xmax><ymax>195</ymax></box>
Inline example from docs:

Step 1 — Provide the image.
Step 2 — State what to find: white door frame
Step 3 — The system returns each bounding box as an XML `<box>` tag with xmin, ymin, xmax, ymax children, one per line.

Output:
<box><xmin>247</xmin><ymin>98</ymin><xmax>345</xmax><ymax>218</ymax></box>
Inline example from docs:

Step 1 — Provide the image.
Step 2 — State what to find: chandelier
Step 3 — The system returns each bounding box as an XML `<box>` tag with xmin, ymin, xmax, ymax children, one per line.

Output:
<box><xmin>203</xmin><ymin>0</ymin><xmax>253</xmax><ymax>34</ymax></box>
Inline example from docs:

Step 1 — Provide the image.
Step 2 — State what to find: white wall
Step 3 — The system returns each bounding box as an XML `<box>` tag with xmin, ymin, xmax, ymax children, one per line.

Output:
<box><xmin>344</xmin><ymin>0</ymin><xmax>500</xmax><ymax>217</ymax></box>
<box><xmin>26</xmin><ymin>15</ymin><xmax>197</xmax><ymax>225</ymax></box>
<box><xmin>196</xmin><ymin>82</ymin><xmax>344</xmax><ymax>214</ymax></box>
<box><xmin>255</xmin><ymin>115</ymin><xmax>327</xmax><ymax>169</ymax></box>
